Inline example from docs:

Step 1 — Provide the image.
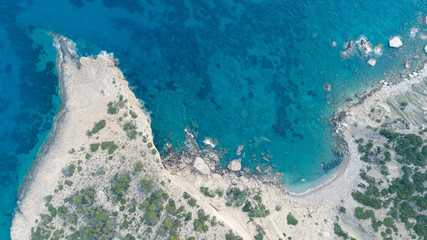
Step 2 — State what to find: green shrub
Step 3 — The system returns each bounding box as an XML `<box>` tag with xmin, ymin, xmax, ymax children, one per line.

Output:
<box><xmin>200</xmin><ymin>187</ymin><xmax>216</xmax><ymax>198</ymax></box>
<box><xmin>333</xmin><ymin>223</ymin><xmax>348</xmax><ymax>239</ymax></box>
<box><xmin>225</xmin><ymin>230</ymin><xmax>243</xmax><ymax>240</ymax></box>
<box><xmin>183</xmin><ymin>192</ymin><xmax>191</xmax><ymax>199</ymax></box>
<box><xmin>351</xmin><ymin>191</ymin><xmax>382</xmax><ymax>209</ymax></box>
<box><xmin>90</xmin><ymin>143</ymin><xmax>100</xmax><ymax>152</ymax></box>
<box><xmin>111</xmin><ymin>173</ymin><xmax>131</xmax><ymax>200</ymax></box>
<box><xmin>188</xmin><ymin>198</ymin><xmax>197</xmax><ymax>207</ymax></box>
<box><xmin>226</xmin><ymin>188</ymin><xmax>250</xmax><ymax>207</ymax></box>
<box><xmin>287</xmin><ymin>213</ymin><xmax>298</xmax><ymax>226</ymax></box>
<box><xmin>107</xmin><ymin>102</ymin><xmax>118</xmax><ymax>114</ymax></box>
<box><xmin>101</xmin><ymin>141</ymin><xmax>119</xmax><ymax>154</ymax></box>
<box><xmin>65</xmin><ymin>180</ymin><xmax>73</xmax><ymax>186</ymax></box>
<box><xmin>91</xmin><ymin>120</ymin><xmax>106</xmax><ymax>134</ymax></box>
<box><xmin>62</xmin><ymin>164</ymin><xmax>76</xmax><ymax>177</ymax></box>
<box><xmin>140</xmin><ymin>179</ymin><xmax>153</xmax><ymax>193</ymax></box>
<box><xmin>129</xmin><ymin>110</ymin><xmax>137</xmax><ymax>118</ymax></box>
<box><xmin>134</xmin><ymin>161</ymin><xmax>143</xmax><ymax>172</ymax></box>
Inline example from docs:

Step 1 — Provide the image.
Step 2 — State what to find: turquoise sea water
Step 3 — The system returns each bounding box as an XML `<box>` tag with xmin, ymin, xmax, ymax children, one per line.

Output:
<box><xmin>0</xmin><ymin>0</ymin><xmax>427</xmax><ymax>237</ymax></box>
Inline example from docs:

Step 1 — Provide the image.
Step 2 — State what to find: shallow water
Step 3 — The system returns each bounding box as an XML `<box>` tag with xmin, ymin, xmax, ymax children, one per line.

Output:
<box><xmin>0</xmin><ymin>0</ymin><xmax>426</xmax><ymax>238</ymax></box>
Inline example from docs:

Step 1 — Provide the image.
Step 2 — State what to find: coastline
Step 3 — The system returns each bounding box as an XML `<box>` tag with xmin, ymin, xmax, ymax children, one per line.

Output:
<box><xmin>16</xmin><ymin>34</ymin><xmax>70</xmax><ymax>202</ymax></box>
<box><xmin>11</xmin><ymin>34</ymin><xmax>427</xmax><ymax>240</ymax></box>
<box><xmin>286</xmin><ymin>56</ymin><xmax>427</xmax><ymax>199</ymax></box>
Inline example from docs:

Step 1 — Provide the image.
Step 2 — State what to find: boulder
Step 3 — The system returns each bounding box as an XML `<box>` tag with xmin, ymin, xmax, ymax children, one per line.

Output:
<box><xmin>228</xmin><ymin>158</ymin><xmax>242</xmax><ymax>172</ymax></box>
<box><xmin>367</xmin><ymin>58</ymin><xmax>376</xmax><ymax>67</ymax></box>
<box><xmin>424</xmin><ymin>44</ymin><xmax>427</xmax><ymax>54</ymax></box>
<box><xmin>389</xmin><ymin>36</ymin><xmax>403</xmax><ymax>48</ymax></box>
<box><xmin>193</xmin><ymin>157</ymin><xmax>210</xmax><ymax>175</ymax></box>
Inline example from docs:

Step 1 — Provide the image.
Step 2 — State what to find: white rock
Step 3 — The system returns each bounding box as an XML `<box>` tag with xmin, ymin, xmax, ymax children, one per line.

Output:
<box><xmin>367</xmin><ymin>58</ymin><xmax>376</xmax><ymax>67</ymax></box>
<box><xmin>389</xmin><ymin>36</ymin><xmax>403</xmax><ymax>48</ymax></box>
<box><xmin>331</xmin><ymin>41</ymin><xmax>338</xmax><ymax>47</ymax></box>
<box><xmin>228</xmin><ymin>158</ymin><xmax>242</xmax><ymax>172</ymax></box>
<box><xmin>424</xmin><ymin>44</ymin><xmax>427</xmax><ymax>54</ymax></box>
<box><xmin>193</xmin><ymin>157</ymin><xmax>210</xmax><ymax>175</ymax></box>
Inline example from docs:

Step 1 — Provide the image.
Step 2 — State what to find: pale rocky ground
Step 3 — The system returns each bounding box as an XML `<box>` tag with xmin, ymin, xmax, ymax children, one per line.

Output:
<box><xmin>11</xmin><ymin>35</ymin><xmax>427</xmax><ymax>240</ymax></box>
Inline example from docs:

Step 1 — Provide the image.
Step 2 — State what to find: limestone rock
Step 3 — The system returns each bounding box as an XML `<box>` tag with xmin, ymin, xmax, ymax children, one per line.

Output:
<box><xmin>389</xmin><ymin>36</ymin><xmax>403</xmax><ymax>48</ymax></box>
<box><xmin>367</xmin><ymin>58</ymin><xmax>376</xmax><ymax>67</ymax></box>
<box><xmin>228</xmin><ymin>158</ymin><xmax>242</xmax><ymax>172</ymax></box>
<box><xmin>193</xmin><ymin>157</ymin><xmax>210</xmax><ymax>175</ymax></box>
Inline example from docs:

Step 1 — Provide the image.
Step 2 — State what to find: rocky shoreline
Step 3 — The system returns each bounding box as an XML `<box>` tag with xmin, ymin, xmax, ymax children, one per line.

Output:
<box><xmin>11</xmin><ymin>34</ymin><xmax>427</xmax><ymax>240</ymax></box>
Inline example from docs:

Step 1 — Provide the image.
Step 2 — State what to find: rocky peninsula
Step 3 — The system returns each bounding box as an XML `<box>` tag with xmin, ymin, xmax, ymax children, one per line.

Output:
<box><xmin>11</xmin><ymin>35</ymin><xmax>427</xmax><ymax>240</ymax></box>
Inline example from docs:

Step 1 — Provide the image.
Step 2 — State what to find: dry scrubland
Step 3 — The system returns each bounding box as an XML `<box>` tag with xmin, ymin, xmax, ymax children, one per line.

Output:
<box><xmin>11</xmin><ymin>36</ymin><xmax>427</xmax><ymax>240</ymax></box>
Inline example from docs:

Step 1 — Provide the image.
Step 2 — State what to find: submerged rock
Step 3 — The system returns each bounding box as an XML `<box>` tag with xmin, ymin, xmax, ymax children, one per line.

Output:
<box><xmin>235</xmin><ymin>145</ymin><xmax>244</xmax><ymax>156</ymax></box>
<box><xmin>228</xmin><ymin>158</ymin><xmax>242</xmax><ymax>172</ymax></box>
<box><xmin>323</xmin><ymin>82</ymin><xmax>331</xmax><ymax>92</ymax></box>
<box><xmin>193</xmin><ymin>157</ymin><xmax>210</xmax><ymax>175</ymax></box>
<box><xmin>389</xmin><ymin>36</ymin><xmax>403</xmax><ymax>48</ymax></box>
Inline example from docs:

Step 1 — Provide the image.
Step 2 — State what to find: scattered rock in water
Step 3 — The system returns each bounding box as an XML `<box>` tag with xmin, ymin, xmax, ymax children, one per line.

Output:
<box><xmin>193</xmin><ymin>157</ymin><xmax>210</xmax><ymax>175</ymax></box>
<box><xmin>235</xmin><ymin>145</ymin><xmax>244</xmax><ymax>156</ymax></box>
<box><xmin>424</xmin><ymin>44</ymin><xmax>427</xmax><ymax>54</ymax></box>
<box><xmin>367</xmin><ymin>58</ymin><xmax>376</xmax><ymax>67</ymax></box>
<box><xmin>421</xmin><ymin>34</ymin><xmax>427</xmax><ymax>40</ymax></box>
<box><xmin>356</xmin><ymin>35</ymin><xmax>373</xmax><ymax>55</ymax></box>
<box><xmin>276</xmin><ymin>172</ymin><xmax>284</xmax><ymax>176</ymax></box>
<box><xmin>255</xmin><ymin>166</ymin><xmax>262</xmax><ymax>173</ymax></box>
<box><xmin>301</xmin><ymin>178</ymin><xmax>306</xmax><ymax>182</ymax></box>
<box><xmin>203</xmin><ymin>137</ymin><xmax>216</xmax><ymax>148</ymax></box>
<box><xmin>228</xmin><ymin>158</ymin><xmax>242</xmax><ymax>172</ymax></box>
<box><xmin>262</xmin><ymin>156</ymin><xmax>269</xmax><ymax>162</ymax></box>
<box><xmin>331</xmin><ymin>41</ymin><xmax>338</xmax><ymax>47</ymax></box>
<box><xmin>389</xmin><ymin>36</ymin><xmax>403</xmax><ymax>48</ymax></box>
<box><xmin>323</xmin><ymin>82</ymin><xmax>331</xmax><ymax>92</ymax></box>
<box><xmin>410</xmin><ymin>27</ymin><xmax>418</xmax><ymax>38</ymax></box>
<box><xmin>374</xmin><ymin>44</ymin><xmax>383</xmax><ymax>56</ymax></box>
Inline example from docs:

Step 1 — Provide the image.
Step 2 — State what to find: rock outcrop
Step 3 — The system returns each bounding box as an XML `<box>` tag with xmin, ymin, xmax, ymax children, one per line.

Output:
<box><xmin>228</xmin><ymin>158</ymin><xmax>242</xmax><ymax>172</ymax></box>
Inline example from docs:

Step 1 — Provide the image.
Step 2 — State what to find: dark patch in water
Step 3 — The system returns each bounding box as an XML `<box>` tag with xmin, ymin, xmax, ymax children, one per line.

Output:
<box><xmin>69</xmin><ymin>0</ymin><xmax>84</xmax><ymax>8</ymax></box>
<box><xmin>197</xmin><ymin>77</ymin><xmax>212</xmax><ymax>100</ymax></box>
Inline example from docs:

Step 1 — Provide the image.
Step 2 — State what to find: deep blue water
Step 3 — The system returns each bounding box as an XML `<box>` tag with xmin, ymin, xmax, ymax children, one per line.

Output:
<box><xmin>1</xmin><ymin>0</ymin><xmax>427</xmax><ymax>238</ymax></box>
